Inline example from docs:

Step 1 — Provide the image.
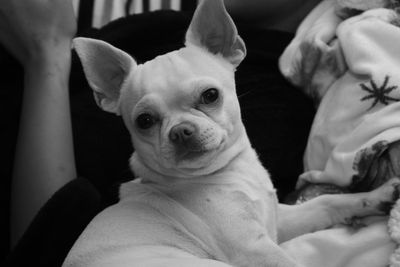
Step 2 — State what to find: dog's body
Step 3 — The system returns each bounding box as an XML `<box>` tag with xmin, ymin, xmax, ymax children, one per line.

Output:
<box><xmin>64</xmin><ymin>1</ymin><xmax>400</xmax><ymax>266</ymax></box>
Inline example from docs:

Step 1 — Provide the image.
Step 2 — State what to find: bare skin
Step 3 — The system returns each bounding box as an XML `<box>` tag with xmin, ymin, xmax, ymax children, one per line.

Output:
<box><xmin>0</xmin><ymin>0</ymin><xmax>77</xmax><ymax>247</ymax></box>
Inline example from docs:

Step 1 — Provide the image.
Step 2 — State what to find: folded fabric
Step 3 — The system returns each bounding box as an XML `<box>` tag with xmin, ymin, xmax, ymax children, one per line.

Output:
<box><xmin>281</xmin><ymin>4</ymin><xmax>400</xmax><ymax>189</ymax></box>
<box><xmin>279</xmin><ymin>1</ymin><xmax>400</xmax><ymax>266</ymax></box>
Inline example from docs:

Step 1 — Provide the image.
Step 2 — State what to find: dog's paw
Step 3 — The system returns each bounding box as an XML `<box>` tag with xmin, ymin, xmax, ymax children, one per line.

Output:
<box><xmin>370</xmin><ymin>177</ymin><xmax>400</xmax><ymax>213</ymax></box>
<box><xmin>344</xmin><ymin>216</ymin><xmax>367</xmax><ymax>229</ymax></box>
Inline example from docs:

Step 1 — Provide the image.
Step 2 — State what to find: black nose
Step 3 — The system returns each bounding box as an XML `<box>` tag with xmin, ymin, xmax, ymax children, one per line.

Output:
<box><xmin>169</xmin><ymin>123</ymin><xmax>196</xmax><ymax>144</ymax></box>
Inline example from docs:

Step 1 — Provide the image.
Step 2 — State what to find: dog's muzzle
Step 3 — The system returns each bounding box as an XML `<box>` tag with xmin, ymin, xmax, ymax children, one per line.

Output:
<box><xmin>169</xmin><ymin>122</ymin><xmax>203</xmax><ymax>151</ymax></box>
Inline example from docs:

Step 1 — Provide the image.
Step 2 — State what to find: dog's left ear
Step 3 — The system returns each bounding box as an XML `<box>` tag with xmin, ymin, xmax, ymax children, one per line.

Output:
<box><xmin>185</xmin><ymin>0</ymin><xmax>246</xmax><ymax>68</ymax></box>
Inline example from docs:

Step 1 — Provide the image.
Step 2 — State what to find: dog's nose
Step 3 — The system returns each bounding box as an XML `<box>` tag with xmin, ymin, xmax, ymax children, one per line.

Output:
<box><xmin>169</xmin><ymin>123</ymin><xmax>197</xmax><ymax>145</ymax></box>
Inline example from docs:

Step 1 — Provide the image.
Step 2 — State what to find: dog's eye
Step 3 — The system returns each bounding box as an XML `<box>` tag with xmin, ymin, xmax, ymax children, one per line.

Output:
<box><xmin>136</xmin><ymin>113</ymin><xmax>156</xmax><ymax>130</ymax></box>
<box><xmin>200</xmin><ymin>88</ymin><xmax>219</xmax><ymax>105</ymax></box>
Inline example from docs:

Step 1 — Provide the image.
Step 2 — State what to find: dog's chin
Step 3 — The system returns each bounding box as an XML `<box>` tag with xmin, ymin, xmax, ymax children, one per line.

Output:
<box><xmin>175</xmin><ymin>146</ymin><xmax>221</xmax><ymax>170</ymax></box>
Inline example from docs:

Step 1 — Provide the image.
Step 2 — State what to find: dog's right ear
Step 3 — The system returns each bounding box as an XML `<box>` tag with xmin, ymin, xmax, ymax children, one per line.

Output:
<box><xmin>73</xmin><ymin>37</ymin><xmax>136</xmax><ymax>115</ymax></box>
<box><xmin>185</xmin><ymin>0</ymin><xmax>246</xmax><ymax>68</ymax></box>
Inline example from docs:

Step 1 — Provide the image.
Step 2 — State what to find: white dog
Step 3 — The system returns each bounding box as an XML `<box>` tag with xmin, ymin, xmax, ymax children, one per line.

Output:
<box><xmin>64</xmin><ymin>0</ymin><xmax>400</xmax><ymax>266</ymax></box>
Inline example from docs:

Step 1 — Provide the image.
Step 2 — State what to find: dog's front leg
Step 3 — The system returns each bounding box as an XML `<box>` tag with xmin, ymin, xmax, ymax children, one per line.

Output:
<box><xmin>278</xmin><ymin>177</ymin><xmax>400</xmax><ymax>243</ymax></box>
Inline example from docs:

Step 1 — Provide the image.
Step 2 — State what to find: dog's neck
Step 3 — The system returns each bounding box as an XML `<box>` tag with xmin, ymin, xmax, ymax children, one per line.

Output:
<box><xmin>130</xmin><ymin>133</ymin><xmax>267</xmax><ymax>186</ymax></box>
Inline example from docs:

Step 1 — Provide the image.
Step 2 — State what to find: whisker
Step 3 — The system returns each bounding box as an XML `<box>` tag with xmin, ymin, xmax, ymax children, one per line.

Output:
<box><xmin>238</xmin><ymin>89</ymin><xmax>254</xmax><ymax>99</ymax></box>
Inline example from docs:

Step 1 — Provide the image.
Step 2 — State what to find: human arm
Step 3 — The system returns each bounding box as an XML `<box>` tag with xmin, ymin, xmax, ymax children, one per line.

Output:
<box><xmin>0</xmin><ymin>0</ymin><xmax>77</xmax><ymax>247</ymax></box>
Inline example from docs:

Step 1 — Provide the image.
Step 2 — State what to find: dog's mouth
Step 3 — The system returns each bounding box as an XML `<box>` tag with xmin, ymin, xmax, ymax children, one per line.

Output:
<box><xmin>152</xmin><ymin>135</ymin><xmax>233</xmax><ymax>177</ymax></box>
<box><xmin>175</xmin><ymin>138</ymin><xmax>225</xmax><ymax>163</ymax></box>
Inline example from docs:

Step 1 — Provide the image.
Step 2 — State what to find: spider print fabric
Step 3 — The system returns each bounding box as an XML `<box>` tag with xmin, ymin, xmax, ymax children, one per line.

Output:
<box><xmin>360</xmin><ymin>76</ymin><xmax>400</xmax><ymax>110</ymax></box>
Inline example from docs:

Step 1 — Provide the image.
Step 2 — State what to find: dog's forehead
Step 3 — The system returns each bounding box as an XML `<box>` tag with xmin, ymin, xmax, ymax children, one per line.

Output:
<box><xmin>133</xmin><ymin>46</ymin><xmax>233</xmax><ymax>92</ymax></box>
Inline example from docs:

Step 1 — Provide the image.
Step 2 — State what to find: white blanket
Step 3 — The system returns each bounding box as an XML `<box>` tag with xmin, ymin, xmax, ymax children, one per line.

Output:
<box><xmin>279</xmin><ymin>1</ymin><xmax>400</xmax><ymax>266</ymax></box>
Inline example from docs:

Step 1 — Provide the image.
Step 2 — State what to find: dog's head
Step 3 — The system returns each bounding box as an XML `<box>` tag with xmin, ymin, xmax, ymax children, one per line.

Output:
<box><xmin>74</xmin><ymin>0</ymin><xmax>247</xmax><ymax>179</ymax></box>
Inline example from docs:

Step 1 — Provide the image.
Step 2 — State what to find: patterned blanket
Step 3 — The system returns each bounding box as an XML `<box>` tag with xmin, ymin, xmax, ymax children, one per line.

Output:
<box><xmin>279</xmin><ymin>0</ymin><xmax>400</xmax><ymax>266</ymax></box>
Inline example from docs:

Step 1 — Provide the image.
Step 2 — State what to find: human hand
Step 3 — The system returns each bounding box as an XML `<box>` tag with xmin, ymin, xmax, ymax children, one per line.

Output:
<box><xmin>0</xmin><ymin>0</ymin><xmax>77</xmax><ymax>65</ymax></box>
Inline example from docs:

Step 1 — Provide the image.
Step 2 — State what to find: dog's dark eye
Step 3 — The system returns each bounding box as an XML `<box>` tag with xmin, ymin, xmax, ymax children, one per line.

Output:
<box><xmin>201</xmin><ymin>88</ymin><xmax>219</xmax><ymax>104</ymax></box>
<box><xmin>136</xmin><ymin>113</ymin><xmax>156</xmax><ymax>130</ymax></box>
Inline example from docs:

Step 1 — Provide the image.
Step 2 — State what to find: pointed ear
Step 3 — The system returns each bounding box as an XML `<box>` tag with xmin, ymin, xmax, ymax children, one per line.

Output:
<box><xmin>73</xmin><ymin>37</ymin><xmax>136</xmax><ymax>115</ymax></box>
<box><xmin>185</xmin><ymin>0</ymin><xmax>246</xmax><ymax>67</ymax></box>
